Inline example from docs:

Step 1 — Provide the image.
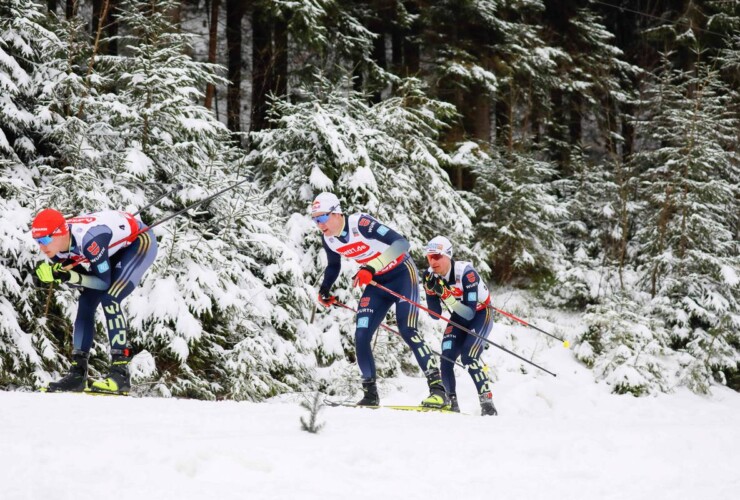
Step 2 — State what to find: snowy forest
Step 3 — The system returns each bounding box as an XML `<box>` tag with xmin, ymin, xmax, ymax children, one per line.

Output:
<box><xmin>1</xmin><ymin>0</ymin><xmax>738</xmax><ymax>400</ymax></box>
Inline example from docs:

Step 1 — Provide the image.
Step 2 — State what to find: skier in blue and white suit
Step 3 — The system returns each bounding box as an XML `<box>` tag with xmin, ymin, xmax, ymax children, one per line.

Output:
<box><xmin>32</xmin><ymin>208</ymin><xmax>158</xmax><ymax>394</ymax></box>
<box><xmin>423</xmin><ymin>236</ymin><xmax>498</xmax><ymax>416</ymax></box>
<box><xmin>311</xmin><ymin>192</ymin><xmax>447</xmax><ymax>407</ymax></box>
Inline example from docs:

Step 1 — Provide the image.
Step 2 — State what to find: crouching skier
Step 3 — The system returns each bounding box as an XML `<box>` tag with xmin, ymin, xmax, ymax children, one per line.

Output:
<box><xmin>310</xmin><ymin>192</ymin><xmax>447</xmax><ymax>408</ymax></box>
<box><xmin>32</xmin><ymin>208</ymin><xmax>158</xmax><ymax>395</ymax></box>
<box><xmin>423</xmin><ymin>236</ymin><xmax>498</xmax><ymax>416</ymax></box>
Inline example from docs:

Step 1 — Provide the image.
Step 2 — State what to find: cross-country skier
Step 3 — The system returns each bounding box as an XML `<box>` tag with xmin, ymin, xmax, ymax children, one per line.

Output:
<box><xmin>31</xmin><ymin>208</ymin><xmax>158</xmax><ymax>395</ymax></box>
<box><xmin>423</xmin><ymin>236</ymin><xmax>497</xmax><ymax>416</ymax></box>
<box><xmin>311</xmin><ymin>192</ymin><xmax>447</xmax><ymax>408</ymax></box>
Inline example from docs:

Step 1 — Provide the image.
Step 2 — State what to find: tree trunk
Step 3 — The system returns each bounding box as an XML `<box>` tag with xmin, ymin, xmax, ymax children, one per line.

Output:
<box><xmin>66</xmin><ymin>0</ymin><xmax>76</xmax><ymax>19</ymax></box>
<box><xmin>107</xmin><ymin>0</ymin><xmax>119</xmax><ymax>55</ymax></box>
<box><xmin>91</xmin><ymin>0</ymin><xmax>118</xmax><ymax>55</ymax></box>
<box><xmin>250</xmin><ymin>3</ymin><xmax>272</xmax><ymax>133</ymax></box>
<box><xmin>569</xmin><ymin>92</ymin><xmax>582</xmax><ymax>147</ymax></box>
<box><xmin>250</xmin><ymin>6</ymin><xmax>289</xmax><ymax>133</ymax></box>
<box><xmin>47</xmin><ymin>0</ymin><xmax>57</xmax><ymax>12</ymax></box>
<box><xmin>205</xmin><ymin>0</ymin><xmax>221</xmax><ymax>111</ymax></box>
<box><xmin>401</xmin><ymin>0</ymin><xmax>420</xmax><ymax>76</ymax></box>
<box><xmin>274</xmin><ymin>14</ymin><xmax>288</xmax><ymax>100</ymax></box>
<box><xmin>495</xmin><ymin>90</ymin><xmax>511</xmax><ymax>152</ymax></box>
<box><xmin>226</xmin><ymin>0</ymin><xmax>246</xmax><ymax>134</ymax></box>
<box><xmin>549</xmin><ymin>87</ymin><xmax>569</xmax><ymax>173</ymax></box>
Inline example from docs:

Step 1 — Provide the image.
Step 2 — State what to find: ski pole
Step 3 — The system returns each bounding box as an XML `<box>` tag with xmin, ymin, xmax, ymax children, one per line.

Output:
<box><xmin>133</xmin><ymin>183</ymin><xmax>184</xmax><ymax>216</ymax></box>
<box><xmin>66</xmin><ymin>176</ymin><xmax>253</xmax><ymax>268</ymax></box>
<box><xmin>487</xmin><ymin>305</ymin><xmax>570</xmax><ymax>348</ymax></box>
<box><xmin>369</xmin><ymin>280</ymin><xmax>557</xmax><ymax>377</ymax></box>
<box><xmin>332</xmin><ymin>300</ymin><xmax>468</xmax><ymax>370</ymax></box>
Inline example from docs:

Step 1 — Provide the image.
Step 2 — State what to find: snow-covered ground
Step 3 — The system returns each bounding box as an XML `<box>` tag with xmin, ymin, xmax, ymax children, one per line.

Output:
<box><xmin>2</xmin><ymin>300</ymin><xmax>739</xmax><ymax>500</ymax></box>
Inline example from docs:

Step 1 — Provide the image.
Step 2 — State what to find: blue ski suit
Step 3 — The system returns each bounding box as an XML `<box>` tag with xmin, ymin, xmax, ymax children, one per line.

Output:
<box><xmin>320</xmin><ymin>214</ymin><xmax>437</xmax><ymax>380</ymax></box>
<box><xmin>51</xmin><ymin>211</ymin><xmax>158</xmax><ymax>354</ymax></box>
<box><xmin>425</xmin><ymin>260</ymin><xmax>493</xmax><ymax>396</ymax></box>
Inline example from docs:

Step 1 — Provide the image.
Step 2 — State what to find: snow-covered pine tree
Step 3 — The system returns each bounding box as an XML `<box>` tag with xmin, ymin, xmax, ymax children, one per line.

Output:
<box><xmin>86</xmin><ymin>0</ymin><xmax>317</xmax><ymax>400</ymax></box>
<box><xmin>250</xmin><ymin>75</ymin><xmax>474</xmax><ymax>394</ymax></box>
<box><xmin>577</xmin><ymin>290</ymin><xmax>671</xmax><ymax>396</ymax></box>
<box><xmin>0</xmin><ymin>0</ymin><xmax>67</xmax><ymax>387</ymax></box>
<box><xmin>471</xmin><ymin>146</ymin><xmax>567</xmax><ymax>285</ymax></box>
<box><xmin>5</xmin><ymin>0</ymin><xmax>315</xmax><ymax>399</ymax></box>
<box><xmin>630</xmin><ymin>52</ymin><xmax>739</xmax><ymax>393</ymax></box>
<box><xmin>544</xmin><ymin>140</ymin><xmax>647</xmax><ymax>312</ymax></box>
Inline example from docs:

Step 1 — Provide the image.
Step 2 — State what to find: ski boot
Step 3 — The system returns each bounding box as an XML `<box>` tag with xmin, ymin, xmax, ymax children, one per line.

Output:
<box><xmin>445</xmin><ymin>393</ymin><xmax>460</xmax><ymax>413</ymax></box>
<box><xmin>356</xmin><ymin>378</ymin><xmax>379</xmax><ymax>406</ymax></box>
<box><xmin>45</xmin><ymin>350</ymin><xmax>89</xmax><ymax>392</ymax></box>
<box><xmin>421</xmin><ymin>369</ymin><xmax>449</xmax><ymax>408</ymax></box>
<box><xmin>480</xmin><ymin>391</ymin><xmax>498</xmax><ymax>416</ymax></box>
<box><xmin>88</xmin><ymin>349</ymin><xmax>131</xmax><ymax>395</ymax></box>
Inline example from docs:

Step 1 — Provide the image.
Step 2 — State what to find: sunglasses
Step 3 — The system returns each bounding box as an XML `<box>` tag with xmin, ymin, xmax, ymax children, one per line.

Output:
<box><xmin>35</xmin><ymin>224</ymin><xmax>64</xmax><ymax>245</ymax></box>
<box><xmin>35</xmin><ymin>234</ymin><xmax>54</xmax><ymax>245</ymax></box>
<box><xmin>312</xmin><ymin>205</ymin><xmax>339</xmax><ymax>225</ymax></box>
<box><xmin>426</xmin><ymin>253</ymin><xmax>445</xmax><ymax>261</ymax></box>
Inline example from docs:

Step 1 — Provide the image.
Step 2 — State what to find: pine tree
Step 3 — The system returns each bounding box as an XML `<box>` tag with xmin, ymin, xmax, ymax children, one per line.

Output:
<box><xmin>0</xmin><ymin>0</ymin><xmax>67</xmax><ymax>388</ymax></box>
<box><xmin>0</xmin><ymin>0</ymin><xmax>317</xmax><ymax>399</ymax></box>
<box><xmin>631</xmin><ymin>52</ymin><xmax>739</xmax><ymax>393</ymax></box>
<box><xmin>471</xmin><ymin>146</ymin><xmax>567</xmax><ymax>284</ymax></box>
<box><xmin>577</xmin><ymin>291</ymin><xmax>671</xmax><ymax>396</ymax></box>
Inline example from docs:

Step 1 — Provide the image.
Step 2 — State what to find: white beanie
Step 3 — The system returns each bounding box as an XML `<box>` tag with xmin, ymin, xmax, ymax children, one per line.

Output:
<box><xmin>310</xmin><ymin>192</ymin><xmax>343</xmax><ymax>214</ymax></box>
<box><xmin>425</xmin><ymin>236</ymin><xmax>453</xmax><ymax>258</ymax></box>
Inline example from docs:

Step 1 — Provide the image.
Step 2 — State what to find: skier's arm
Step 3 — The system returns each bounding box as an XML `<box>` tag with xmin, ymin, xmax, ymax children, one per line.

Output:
<box><xmin>447</xmin><ymin>270</ymin><xmax>480</xmax><ymax>320</ymax></box>
<box><xmin>357</xmin><ymin>216</ymin><xmax>410</xmax><ymax>271</ymax></box>
<box><xmin>319</xmin><ymin>238</ymin><xmax>342</xmax><ymax>294</ymax></box>
<box><xmin>431</xmin><ymin>275</ymin><xmax>474</xmax><ymax>321</ymax></box>
<box><xmin>67</xmin><ymin>228</ymin><xmax>113</xmax><ymax>290</ymax></box>
<box><xmin>426</xmin><ymin>291</ymin><xmax>443</xmax><ymax>317</ymax></box>
<box><xmin>423</xmin><ymin>270</ymin><xmax>443</xmax><ymax>317</ymax></box>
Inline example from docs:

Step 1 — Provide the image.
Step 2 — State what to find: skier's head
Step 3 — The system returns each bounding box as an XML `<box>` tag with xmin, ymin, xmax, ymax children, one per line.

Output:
<box><xmin>425</xmin><ymin>235</ymin><xmax>453</xmax><ymax>275</ymax></box>
<box><xmin>31</xmin><ymin>208</ymin><xmax>70</xmax><ymax>258</ymax></box>
<box><xmin>311</xmin><ymin>192</ymin><xmax>344</xmax><ymax>237</ymax></box>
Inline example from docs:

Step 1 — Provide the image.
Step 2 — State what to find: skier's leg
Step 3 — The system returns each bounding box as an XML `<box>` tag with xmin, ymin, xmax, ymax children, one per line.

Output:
<box><xmin>440</xmin><ymin>324</ymin><xmax>464</xmax><ymax>403</ymax></box>
<box><xmin>460</xmin><ymin>308</ymin><xmax>497</xmax><ymax>415</ymax></box>
<box><xmin>354</xmin><ymin>286</ymin><xmax>393</xmax><ymax>405</ymax></box>
<box><xmin>90</xmin><ymin>231</ymin><xmax>157</xmax><ymax>394</ymax></box>
<box><xmin>46</xmin><ymin>289</ymin><xmax>103</xmax><ymax>392</ymax></box>
<box><xmin>390</xmin><ymin>260</ymin><xmax>447</xmax><ymax>407</ymax></box>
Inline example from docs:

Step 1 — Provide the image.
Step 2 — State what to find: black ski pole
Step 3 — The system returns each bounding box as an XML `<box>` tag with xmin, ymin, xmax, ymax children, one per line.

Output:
<box><xmin>133</xmin><ymin>183</ymin><xmax>184</xmax><ymax>216</ymax></box>
<box><xmin>66</xmin><ymin>176</ymin><xmax>253</xmax><ymax>267</ymax></box>
<box><xmin>332</xmin><ymin>300</ymin><xmax>468</xmax><ymax>370</ymax></box>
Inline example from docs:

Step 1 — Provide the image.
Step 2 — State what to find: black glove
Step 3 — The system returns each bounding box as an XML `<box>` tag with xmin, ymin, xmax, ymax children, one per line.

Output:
<box><xmin>423</xmin><ymin>271</ymin><xmax>437</xmax><ymax>295</ymax></box>
<box><xmin>428</xmin><ymin>276</ymin><xmax>448</xmax><ymax>297</ymax></box>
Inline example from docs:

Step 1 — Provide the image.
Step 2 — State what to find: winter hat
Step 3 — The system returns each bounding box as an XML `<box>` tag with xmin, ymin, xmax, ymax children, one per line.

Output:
<box><xmin>310</xmin><ymin>192</ymin><xmax>343</xmax><ymax>215</ymax></box>
<box><xmin>31</xmin><ymin>208</ymin><xmax>69</xmax><ymax>238</ymax></box>
<box><xmin>425</xmin><ymin>236</ymin><xmax>453</xmax><ymax>258</ymax></box>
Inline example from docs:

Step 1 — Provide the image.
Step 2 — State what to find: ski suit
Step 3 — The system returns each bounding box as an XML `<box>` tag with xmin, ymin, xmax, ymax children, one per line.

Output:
<box><xmin>320</xmin><ymin>213</ymin><xmax>436</xmax><ymax>380</ymax></box>
<box><xmin>51</xmin><ymin>210</ymin><xmax>158</xmax><ymax>354</ymax></box>
<box><xmin>425</xmin><ymin>260</ymin><xmax>493</xmax><ymax>395</ymax></box>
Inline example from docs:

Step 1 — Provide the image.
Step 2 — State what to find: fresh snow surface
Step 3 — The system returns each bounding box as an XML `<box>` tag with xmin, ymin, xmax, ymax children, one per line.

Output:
<box><xmin>2</xmin><ymin>378</ymin><xmax>738</xmax><ymax>499</ymax></box>
<box><xmin>2</xmin><ymin>298</ymin><xmax>739</xmax><ymax>500</ymax></box>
